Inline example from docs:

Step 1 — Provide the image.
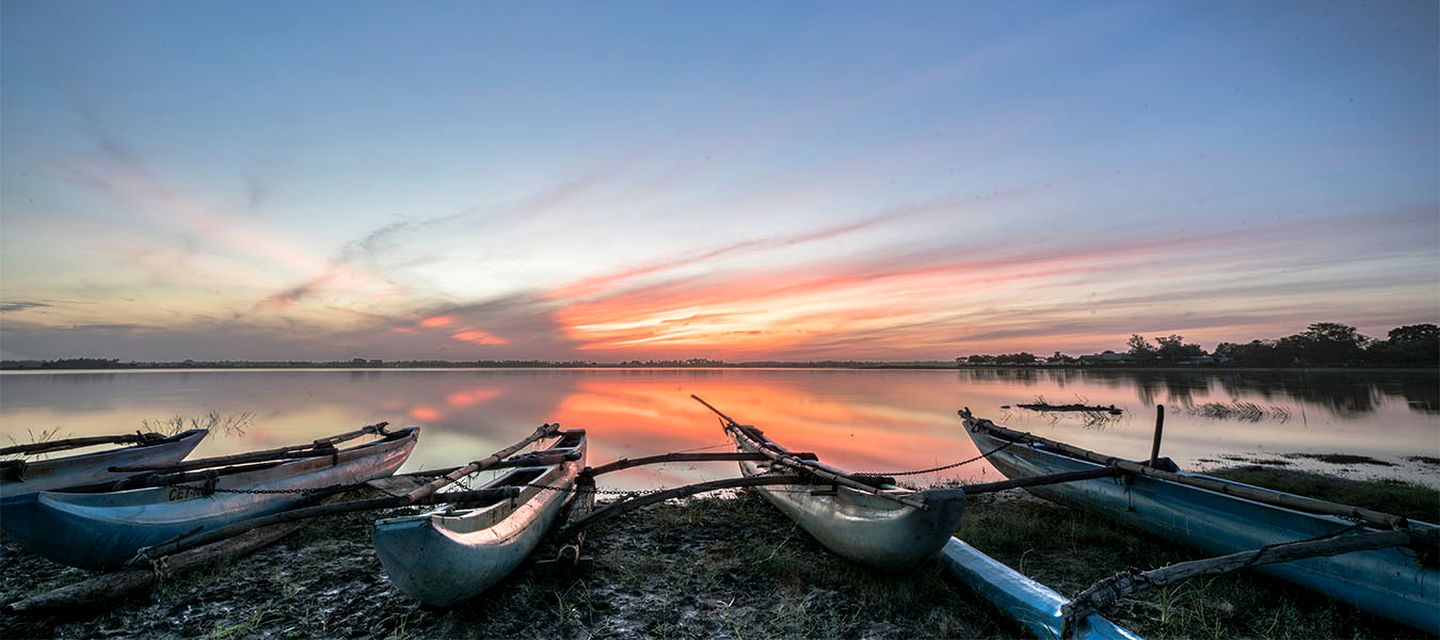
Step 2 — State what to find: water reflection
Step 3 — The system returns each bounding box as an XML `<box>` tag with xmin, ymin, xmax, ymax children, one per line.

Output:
<box><xmin>1</xmin><ymin>368</ymin><xmax>1436</xmax><ymax>490</ymax></box>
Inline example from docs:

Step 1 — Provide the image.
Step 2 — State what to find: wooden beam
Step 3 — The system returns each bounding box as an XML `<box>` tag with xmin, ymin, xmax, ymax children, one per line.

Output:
<box><xmin>561</xmin><ymin>475</ymin><xmax>827</xmax><ymax>534</ymax></box>
<box><xmin>405</xmin><ymin>423</ymin><xmax>560</xmax><ymax>502</ymax></box>
<box><xmin>111</xmin><ymin>422</ymin><xmax>390</xmax><ymax>473</ymax></box>
<box><xmin>584</xmin><ymin>452</ymin><xmax>772</xmax><ymax>477</ymax></box>
<box><xmin>962</xmin><ymin>467</ymin><xmax>1123</xmax><ymax>495</ymax></box>
<box><xmin>0</xmin><ymin>432</ymin><xmax>167</xmax><ymax>457</ymax></box>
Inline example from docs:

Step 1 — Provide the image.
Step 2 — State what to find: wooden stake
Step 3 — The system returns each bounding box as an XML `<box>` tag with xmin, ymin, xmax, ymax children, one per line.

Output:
<box><xmin>1148</xmin><ymin>405</ymin><xmax>1165</xmax><ymax>467</ymax></box>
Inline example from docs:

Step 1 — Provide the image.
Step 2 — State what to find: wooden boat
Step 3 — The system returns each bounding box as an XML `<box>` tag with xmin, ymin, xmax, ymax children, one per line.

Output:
<box><xmin>0</xmin><ymin>430</ymin><xmax>208</xmax><ymax>499</ymax></box>
<box><xmin>372</xmin><ymin>429</ymin><xmax>585</xmax><ymax>606</ymax></box>
<box><xmin>959</xmin><ymin>408</ymin><xmax>1440</xmax><ymax>635</ymax></box>
<box><xmin>705</xmin><ymin>398</ymin><xmax>966</xmax><ymax>571</ymax></box>
<box><xmin>0</xmin><ymin>427</ymin><xmax>418</xmax><ymax>571</ymax></box>
<box><xmin>940</xmin><ymin>537</ymin><xmax>1140</xmax><ymax>640</ymax></box>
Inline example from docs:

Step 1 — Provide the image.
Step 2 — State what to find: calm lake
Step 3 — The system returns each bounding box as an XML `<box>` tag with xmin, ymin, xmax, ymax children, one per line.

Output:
<box><xmin>2</xmin><ymin>368</ymin><xmax>1437</xmax><ymax>490</ymax></box>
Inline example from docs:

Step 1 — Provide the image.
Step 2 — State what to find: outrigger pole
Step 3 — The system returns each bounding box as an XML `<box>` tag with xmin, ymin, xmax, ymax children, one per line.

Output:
<box><xmin>692</xmin><ymin>394</ymin><xmax>930</xmax><ymax>510</ymax></box>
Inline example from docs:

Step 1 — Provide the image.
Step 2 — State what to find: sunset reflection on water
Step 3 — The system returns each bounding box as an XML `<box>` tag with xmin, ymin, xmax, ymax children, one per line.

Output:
<box><xmin>1</xmin><ymin>368</ymin><xmax>1436</xmax><ymax>491</ymax></box>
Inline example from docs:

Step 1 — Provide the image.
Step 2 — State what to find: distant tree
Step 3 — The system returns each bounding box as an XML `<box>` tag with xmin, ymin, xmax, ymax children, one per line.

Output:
<box><xmin>1126</xmin><ymin>335</ymin><xmax>1157</xmax><ymax>363</ymax></box>
<box><xmin>1046</xmin><ymin>351</ymin><xmax>1076</xmax><ymax>364</ymax></box>
<box><xmin>1365</xmin><ymin>324</ymin><xmax>1439</xmax><ymax>366</ymax></box>
<box><xmin>1289</xmin><ymin>322</ymin><xmax>1369</xmax><ymax>366</ymax></box>
<box><xmin>992</xmin><ymin>352</ymin><xmax>1037</xmax><ymax>365</ymax></box>
<box><xmin>966</xmin><ymin>354</ymin><xmax>994</xmax><ymax>365</ymax></box>
<box><xmin>1154</xmin><ymin>334</ymin><xmax>1205</xmax><ymax>363</ymax></box>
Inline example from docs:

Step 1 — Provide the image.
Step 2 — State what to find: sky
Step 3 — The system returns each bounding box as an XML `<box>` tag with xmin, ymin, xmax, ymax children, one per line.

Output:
<box><xmin>1</xmin><ymin>0</ymin><xmax>1436</xmax><ymax>362</ymax></box>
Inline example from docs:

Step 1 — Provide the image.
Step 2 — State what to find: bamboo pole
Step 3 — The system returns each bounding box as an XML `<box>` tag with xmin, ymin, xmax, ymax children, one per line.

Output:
<box><xmin>1062</xmin><ymin>528</ymin><xmax>1440</xmax><ymax>622</ymax></box>
<box><xmin>962</xmin><ymin>467</ymin><xmax>1123</xmax><ymax>495</ymax></box>
<box><xmin>561</xmin><ymin>474</ymin><xmax>828</xmax><ymax>534</ymax></box>
<box><xmin>959</xmin><ymin>408</ymin><xmax>1410</xmax><ymax>530</ymax></box>
<box><xmin>0</xmin><ymin>432</ymin><xmax>168</xmax><ymax>457</ymax></box>
<box><xmin>691</xmin><ymin>395</ymin><xmax>929</xmax><ymax>510</ymax></box>
<box><xmin>405</xmin><ymin>423</ymin><xmax>560</xmax><ymax>502</ymax></box>
<box><xmin>111</xmin><ymin>422</ymin><xmax>390</xmax><ymax>473</ymax></box>
<box><xmin>584</xmin><ymin>451</ymin><xmax>773</xmax><ymax>477</ymax></box>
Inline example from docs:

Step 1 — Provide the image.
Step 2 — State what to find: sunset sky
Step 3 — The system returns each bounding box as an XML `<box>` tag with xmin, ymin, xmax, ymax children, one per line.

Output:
<box><xmin>2</xmin><ymin>1</ymin><xmax>1436</xmax><ymax>362</ymax></box>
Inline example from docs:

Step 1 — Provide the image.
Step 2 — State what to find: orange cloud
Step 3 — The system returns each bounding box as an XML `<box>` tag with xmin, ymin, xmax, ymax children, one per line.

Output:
<box><xmin>420</xmin><ymin>315</ymin><xmax>456</xmax><ymax>328</ymax></box>
<box><xmin>450</xmin><ymin>329</ymin><xmax>508</xmax><ymax>346</ymax></box>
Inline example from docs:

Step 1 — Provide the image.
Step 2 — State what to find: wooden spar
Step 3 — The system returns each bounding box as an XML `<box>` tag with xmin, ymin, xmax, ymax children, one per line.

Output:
<box><xmin>5</xmin><ymin>519</ymin><xmax>313</xmax><ymax>616</ymax></box>
<box><xmin>1148</xmin><ymin>405</ymin><xmax>1166</xmax><ymax>467</ymax></box>
<box><xmin>405</xmin><ymin>423</ymin><xmax>562</xmax><ymax>502</ymax></box>
<box><xmin>692</xmin><ymin>395</ymin><xmax>929</xmax><ymax>510</ymax></box>
<box><xmin>962</xmin><ymin>467</ymin><xmax>1124</xmax><ymax>495</ymax></box>
<box><xmin>110</xmin><ymin>422</ymin><xmax>390</xmax><ymax>473</ymax></box>
<box><xmin>0</xmin><ymin>432</ymin><xmax>166</xmax><ymax>457</ymax></box>
<box><xmin>126</xmin><ymin>486</ymin><xmax>522</xmax><ymax>565</ymax></box>
<box><xmin>584</xmin><ymin>451</ymin><xmax>775</xmax><ymax>477</ymax></box>
<box><xmin>959</xmin><ymin>408</ymin><xmax>1410</xmax><ymax>530</ymax></box>
<box><xmin>561</xmin><ymin>474</ymin><xmax>829</xmax><ymax>534</ymax></box>
<box><xmin>393</xmin><ymin>449</ymin><xmax>582</xmax><ymax>481</ymax></box>
<box><xmin>1062</xmin><ymin>528</ymin><xmax>1440</xmax><ymax>622</ymax></box>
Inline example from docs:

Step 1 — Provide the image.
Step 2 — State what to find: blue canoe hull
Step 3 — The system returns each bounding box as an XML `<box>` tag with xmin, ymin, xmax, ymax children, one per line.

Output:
<box><xmin>1</xmin><ymin>428</ymin><xmax>417</xmax><ymax>570</ymax></box>
<box><xmin>966</xmin><ymin>425</ymin><xmax>1439</xmax><ymax>635</ymax></box>
<box><xmin>373</xmin><ymin>431</ymin><xmax>585</xmax><ymax>607</ymax></box>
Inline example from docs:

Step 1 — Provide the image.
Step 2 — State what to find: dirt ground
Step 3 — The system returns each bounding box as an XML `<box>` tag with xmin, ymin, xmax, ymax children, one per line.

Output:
<box><xmin>0</xmin><ymin>487</ymin><xmax>1425</xmax><ymax>639</ymax></box>
<box><xmin>0</xmin><ymin>491</ymin><xmax>1012</xmax><ymax>639</ymax></box>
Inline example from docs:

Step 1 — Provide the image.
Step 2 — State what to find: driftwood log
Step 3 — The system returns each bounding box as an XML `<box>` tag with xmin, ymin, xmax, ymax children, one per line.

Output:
<box><xmin>1062</xmin><ymin>528</ymin><xmax>1440</xmax><ymax>622</ymax></box>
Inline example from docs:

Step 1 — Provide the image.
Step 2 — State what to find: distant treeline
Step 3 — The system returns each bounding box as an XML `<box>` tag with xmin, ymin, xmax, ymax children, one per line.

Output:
<box><xmin>959</xmin><ymin>323</ymin><xmax>1439</xmax><ymax>368</ymax></box>
<box><xmin>0</xmin><ymin>357</ymin><xmax>958</xmax><ymax>371</ymax></box>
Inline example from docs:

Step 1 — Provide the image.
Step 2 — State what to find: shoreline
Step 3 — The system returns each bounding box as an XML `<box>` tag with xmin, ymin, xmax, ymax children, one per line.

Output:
<box><xmin>1</xmin><ymin>469</ymin><xmax>1433</xmax><ymax>639</ymax></box>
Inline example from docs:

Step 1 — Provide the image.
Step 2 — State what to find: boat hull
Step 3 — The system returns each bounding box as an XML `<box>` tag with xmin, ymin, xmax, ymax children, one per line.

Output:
<box><xmin>967</xmin><ymin>426</ymin><xmax>1440</xmax><ymax>634</ymax></box>
<box><xmin>373</xmin><ymin>432</ymin><xmax>585</xmax><ymax>606</ymax></box>
<box><xmin>731</xmin><ymin>431</ymin><xmax>965</xmax><ymax>571</ymax></box>
<box><xmin>0</xmin><ymin>429</ymin><xmax>208</xmax><ymax>499</ymax></box>
<box><xmin>0</xmin><ymin>428</ymin><xmax>417</xmax><ymax>570</ymax></box>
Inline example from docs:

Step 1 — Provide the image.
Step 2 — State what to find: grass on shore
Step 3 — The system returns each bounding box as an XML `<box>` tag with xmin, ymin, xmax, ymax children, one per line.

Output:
<box><xmin>2</xmin><ymin>468</ymin><xmax>1434</xmax><ymax>639</ymax></box>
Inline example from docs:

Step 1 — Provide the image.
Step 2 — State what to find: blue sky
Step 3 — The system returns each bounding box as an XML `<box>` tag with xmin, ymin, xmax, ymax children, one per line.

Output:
<box><xmin>1</xmin><ymin>1</ymin><xmax>1435</xmax><ymax>360</ymax></box>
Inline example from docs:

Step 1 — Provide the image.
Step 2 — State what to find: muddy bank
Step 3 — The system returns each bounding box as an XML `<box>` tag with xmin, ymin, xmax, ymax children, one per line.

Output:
<box><xmin>0</xmin><ymin>492</ymin><xmax>1005</xmax><ymax>639</ymax></box>
<box><xmin>0</xmin><ymin>485</ymin><xmax>1427</xmax><ymax>639</ymax></box>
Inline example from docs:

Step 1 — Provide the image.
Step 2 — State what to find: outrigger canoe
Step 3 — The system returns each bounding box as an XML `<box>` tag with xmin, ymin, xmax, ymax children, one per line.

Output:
<box><xmin>1</xmin><ymin>429</ymin><xmax>208</xmax><ymax>500</ymax></box>
<box><xmin>959</xmin><ymin>408</ymin><xmax>1440</xmax><ymax>635</ymax></box>
<box><xmin>0</xmin><ymin>426</ymin><xmax>418</xmax><ymax>571</ymax></box>
<box><xmin>703</xmin><ymin>397</ymin><xmax>966</xmax><ymax>571</ymax></box>
<box><xmin>373</xmin><ymin>428</ymin><xmax>586</xmax><ymax>607</ymax></box>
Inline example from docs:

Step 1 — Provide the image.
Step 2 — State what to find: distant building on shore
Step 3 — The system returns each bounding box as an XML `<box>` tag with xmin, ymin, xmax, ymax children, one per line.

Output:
<box><xmin>1078</xmin><ymin>350</ymin><xmax>1134</xmax><ymax>365</ymax></box>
